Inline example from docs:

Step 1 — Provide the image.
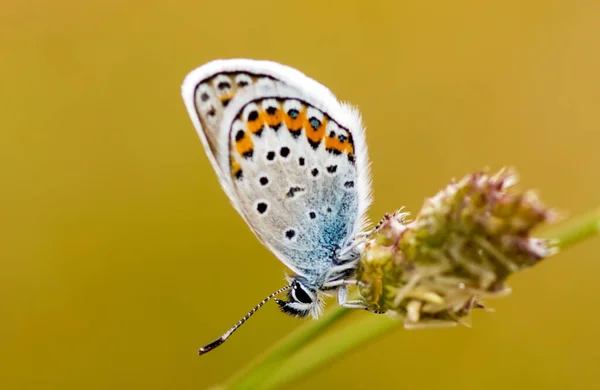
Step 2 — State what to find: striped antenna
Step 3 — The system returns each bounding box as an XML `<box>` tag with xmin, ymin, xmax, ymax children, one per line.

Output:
<box><xmin>198</xmin><ymin>284</ymin><xmax>292</xmax><ymax>355</ymax></box>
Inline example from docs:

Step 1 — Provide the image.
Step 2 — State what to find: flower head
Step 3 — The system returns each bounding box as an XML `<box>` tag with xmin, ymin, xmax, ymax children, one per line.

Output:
<box><xmin>357</xmin><ymin>168</ymin><xmax>557</xmax><ymax>327</ymax></box>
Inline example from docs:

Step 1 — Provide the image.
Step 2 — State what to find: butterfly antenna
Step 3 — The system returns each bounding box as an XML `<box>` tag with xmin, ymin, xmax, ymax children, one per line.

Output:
<box><xmin>198</xmin><ymin>284</ymin><xmax>292</xmax><ymax>356</ymax></box>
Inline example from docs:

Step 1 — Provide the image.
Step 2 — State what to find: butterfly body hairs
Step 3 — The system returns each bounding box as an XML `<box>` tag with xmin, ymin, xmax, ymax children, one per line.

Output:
<box><xmin>181</xmin><ymin>59</ymin><xmax>372</xmax><ymax>354</ymax></box>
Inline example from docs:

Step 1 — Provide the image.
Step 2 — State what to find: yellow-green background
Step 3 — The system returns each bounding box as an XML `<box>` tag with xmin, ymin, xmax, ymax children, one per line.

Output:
<box><xmin>2</xmin><ymin>1</ymin><xmax>599</xmax><ymax>389</ymax></box>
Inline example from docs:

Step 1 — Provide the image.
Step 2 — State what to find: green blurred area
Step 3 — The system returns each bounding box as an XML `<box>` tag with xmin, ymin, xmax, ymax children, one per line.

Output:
<box><xmin>1</xmin><ymin>1</ymin><xmax>599</xmax><ymax>389</ymax></box>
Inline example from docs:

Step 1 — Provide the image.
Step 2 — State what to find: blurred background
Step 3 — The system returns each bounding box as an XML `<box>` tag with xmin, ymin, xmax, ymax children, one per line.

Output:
<box><xmin>2</xmin><ymin>0</ymin><xmax>600</xmax><ymax>389</ymax></box>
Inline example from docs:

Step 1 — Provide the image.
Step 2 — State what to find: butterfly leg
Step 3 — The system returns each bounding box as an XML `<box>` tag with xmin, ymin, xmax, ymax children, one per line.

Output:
<box><xmin>336</xmin><ymin>285</ymin><xmax>385</xmax><ymax>313</ymax></box>
<box><xmin>322</xmin><ymin>278</ymin><xmax>357</xmax><ymax>289</ymax></box>
<box><xmin>356</xmin><ymin>208</ymin><xmax>411</xmax><ymax>239</ymax></box>
<box><xmin>336</xmin><ymin>284</ymin><xmax>367</xmax><ymax>309</ymax></box>
<box><xmin>338</xmin><ymin>210</ymin><xmax>411</xmax><ymax>260</ymax></box>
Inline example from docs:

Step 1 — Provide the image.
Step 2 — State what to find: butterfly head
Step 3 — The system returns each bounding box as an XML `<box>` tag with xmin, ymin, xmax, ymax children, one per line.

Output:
<box><xmin>275</xmin><ymin>277</ymin><xmax>322</xmax><ymax>318</ymax></box>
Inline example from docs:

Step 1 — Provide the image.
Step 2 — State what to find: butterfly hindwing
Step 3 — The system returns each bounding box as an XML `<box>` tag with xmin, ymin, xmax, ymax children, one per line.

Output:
<box><xmin>222</xmin><ymin>89</ymin><xmax>361</xmax><ymax>277</ymax></box>
<box><xmin>182</xmin><ymin>59</ymin><xmax>372</xmax><ymax>281</ymax></box>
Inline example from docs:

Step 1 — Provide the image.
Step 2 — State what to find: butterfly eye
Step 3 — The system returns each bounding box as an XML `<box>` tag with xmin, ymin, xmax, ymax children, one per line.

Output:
<box><xmin>292</xmin><ymin>281</ymin><xmax>313</xmax><ymax>304</ymax></box>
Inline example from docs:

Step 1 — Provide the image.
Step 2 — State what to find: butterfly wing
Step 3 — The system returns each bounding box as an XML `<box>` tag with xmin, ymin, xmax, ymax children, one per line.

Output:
<box><xmin>182</xmin><ymin>59</ymin><xmax>372</xmax><ymax>279</ymax></box>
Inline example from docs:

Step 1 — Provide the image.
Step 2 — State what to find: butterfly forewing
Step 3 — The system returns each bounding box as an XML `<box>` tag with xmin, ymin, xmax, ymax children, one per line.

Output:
<box><xmin>188</xmin><ymin>71</ymin><xmax>274</xmax><ymax>170</ymax></box>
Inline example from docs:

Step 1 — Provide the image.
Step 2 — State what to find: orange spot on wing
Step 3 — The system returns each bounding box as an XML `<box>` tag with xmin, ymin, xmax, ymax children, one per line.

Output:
<box><xmin>231</xmin><ymin>160</ymin><xmax>242</xmax><ymax>176</ymax></box>
<box><xmin>264</xmin><ymin>107</ymin><xmax>283</xmax><ymax>128</ymax></box>
<box><xmin>220</xmin><ymin>92</ymin><xmax>234</xmax><ymax>102</ymax></box>
<box><xmin>246</xmin><ymin>111</ymin><xmax>264</xmax><ymax>134</ymax></box>
<box><xmin>284</xmin><ymin>106</ymin><xmax>306</xmax><ymax>132</ymax></box>
<box><xmin>346</xmin><ymin>140</ymin><xmax>355</xmax><ymax>156</ymax></box>
<box><xmin>326</xmin><ymin>132</ymin><xmax>354</xmax><ymax>156</ymax></box>
<box><xmin>235</xmin><ymin>131</ymin><xmax>254</xmax><ymax>156</ymax></box>
<box><xmin>305</xmin><ymin>117</ymin><xmax>327</xmax><ymax>145</ymax></box>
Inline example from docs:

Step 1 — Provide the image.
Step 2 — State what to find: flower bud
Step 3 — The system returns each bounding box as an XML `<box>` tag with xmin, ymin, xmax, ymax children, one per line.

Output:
<box><xmin>357</xmin><ymin>168</ymin><xmax>557</xmax><ymax>327</ymax></box>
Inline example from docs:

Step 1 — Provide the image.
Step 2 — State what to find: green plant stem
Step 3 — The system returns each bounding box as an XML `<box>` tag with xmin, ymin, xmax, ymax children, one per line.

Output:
<box><xmin>217</xmin><ymin>306</ymin><xmax>350</xmax><ymax>390</ymax></box>
<box><xmin>550</xmin><ymin>208</ymin><xmax>600</xmax><ymax>250</ymax></box>
<box><xmin>260</xmin><ymin>314</ymin><xmax>398</xmax><ymax>390</ymax></box>
<box><xmin>218</xmin><ymin>208</ymin><xmax>600</xmax><ymax>390</ymax></box>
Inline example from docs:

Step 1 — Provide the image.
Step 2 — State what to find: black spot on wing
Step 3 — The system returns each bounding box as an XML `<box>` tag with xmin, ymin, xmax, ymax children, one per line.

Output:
<box><xmin>308</xmin><ymin>139</ymin><xmax>320</xmax><ymax>150</ymax></box>
<box><xmin>256</xmin><ymin>202</ymin><xmax>268</xmax><ymax>214</ymax></box>
<box><xmin>289</xmin><ymin>128</ymin><xmax>302</xmax><ymax>139</ymax></box>
<box><xmin>217</xmin><ymin>81</ymin><xmax>231</xmax><ymax>90</ymax></box>
<box><xmin>286</xmin><ymin>186</ymin><xmax>305</xmax><ymax>198</ymax></box>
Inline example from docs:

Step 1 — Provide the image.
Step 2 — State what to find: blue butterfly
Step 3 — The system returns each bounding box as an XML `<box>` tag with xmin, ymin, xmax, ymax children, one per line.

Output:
<box><xmin>181</xmin><ymin>59</ymin><xmax>373</xmax><ymax>354</ymax></box>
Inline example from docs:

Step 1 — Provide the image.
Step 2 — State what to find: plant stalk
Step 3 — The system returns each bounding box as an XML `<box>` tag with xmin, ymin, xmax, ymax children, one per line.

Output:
<box><xmin>218</xmin><ymin>207</ymin><xmax>600</xmax><ymax>390</ymax></box>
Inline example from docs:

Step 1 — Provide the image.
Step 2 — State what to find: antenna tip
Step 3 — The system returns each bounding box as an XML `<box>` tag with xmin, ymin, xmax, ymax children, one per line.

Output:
<box><xmin>197</xmin><ymin>284</ymin><xmax>292</xmax><ymax>356</ymax></box>
<box><xmin>198</xmin><ymin>338</ymin><xmax>224</xmax><ymax>356</ymax></box>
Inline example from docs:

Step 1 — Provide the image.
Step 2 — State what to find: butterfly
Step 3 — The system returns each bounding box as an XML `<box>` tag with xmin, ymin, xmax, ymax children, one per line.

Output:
<box><xmin>181</xmin><ymin>59</ymin><xmax>373</xmax><ymax>355</ymax></box>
